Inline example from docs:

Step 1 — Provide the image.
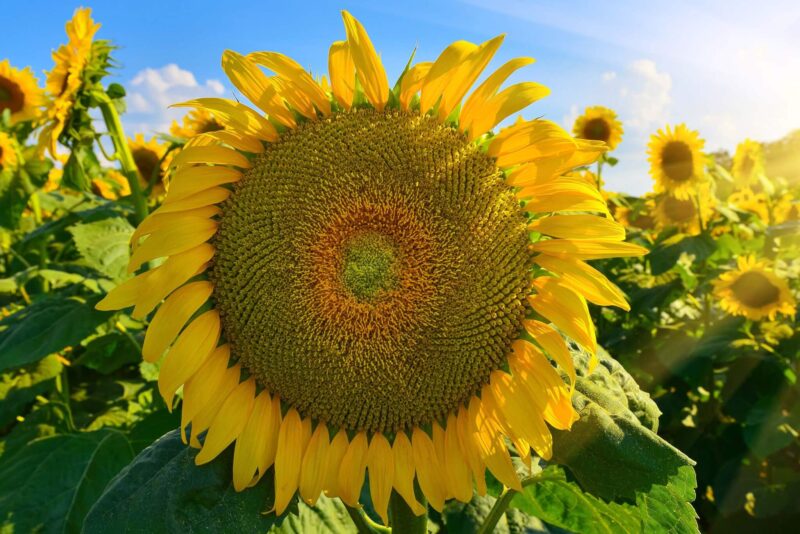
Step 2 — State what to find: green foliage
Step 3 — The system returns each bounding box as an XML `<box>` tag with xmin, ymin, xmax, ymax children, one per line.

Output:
<box><xmin>68</xmin><ymin>216</ymin><xmax>134</xmax><ymax>281</ymax></box>
<box><xmin>0</xmin><ymin>429</ymin><xmax>134</xmax><ymax>533</ymax></box>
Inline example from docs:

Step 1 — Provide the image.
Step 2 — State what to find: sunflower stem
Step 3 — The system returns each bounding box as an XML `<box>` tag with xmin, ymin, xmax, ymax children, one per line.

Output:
<box><xmin>97</xmin><ymin>94</ymin><xmax>148</xmax><ymax>224</ymax></box>
<box><xmin>389</xmin><ymin>490</ymin><xmax>427</xmax><ymax>534</ymax></box>
<box><xmin>476</xmin><ymin>470</ymin><xmax>564</xmax><ymax>534</ymax></box>
<box><xmin>345</xmin><ymin>505</ymin><xmax>391</xmax><ymax>534</ymax></box>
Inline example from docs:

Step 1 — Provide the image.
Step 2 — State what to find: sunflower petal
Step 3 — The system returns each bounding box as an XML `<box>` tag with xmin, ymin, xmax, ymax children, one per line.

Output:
<box><xmin>180</xmin><ymin>345</ymin><xmax>235</xmax><ymax>443</ymax></box>
<box><xmin>328</xmin><ymin>41</ymin><xmax>355</xmax><ymax>109</ymax></box>
<box><xmin>443</xmin><ymin>413</ymin><xmax>473</xmax><ymax>503</ymax></box>
<box><xmin>248</xmin><ymin>51</ymin><xmax>331</xmax><ymax>117</ymax></box>
<box><xmin>412</xmin><ymin>427</ymin><xmax>447</xmax><ymax>512</ymax></box>
<box><xmin>130</xmin><ymin>206</ymin><xmax>220</xmax><ymax>252</ymax></box>
<box><xmin>221</xmin><ymin>50</ymin><xmax>295</xmax><ymax>127</ymax></box>
<box><xmin>232</xmin><ymin>391</ymin><xmax>275</xmax><ymax>490</ymax></box>
<box><xmin>529</xmin><ymin>277</ymin><xmax>596</xmax><ymax>354</ymax></box>
<box><xmin>399</xmin><ymin>62</ymin><xmax>432</xmax><ymax>110</ymax></box>
<box><xmin>299</xmin><ymin>423</ymin><xmax>331</xmax><ymax>506</ymax></box>
<box><xmin>196</xmin><ymin>130</ymin><xmax>266</xmax><ymax>154</ymax></box>
<box><xmin>367</xmin><ymin>433</ymin><xmax>394</xmax><ymax>525</ymax></box>
<box><xmin>128</xmin><ymin>217</ymin><xmax>217</xmax><ymax>273</ymax></box>
<box><xmin>391</xmin><ymin>431</ymin><xmax>426</xmax><ymax>515</ymax></box>
<box><xmin>323</xmin><ymin>429</ymin><xmax>349</xmax><ymax>498</ymax></box>
<box><xmin>437</xmin><ymin>35</ymin><xmax>504</xmax><ymax>121</ymax></box>
<box><xmin>156</xmin><ymin>187</ymin><xmax>231</xmax><ymax>214</ymax></box>
<box><xmin>529</xmin><ymin>214</ymin><xmax>625</xmax><ymax>241</ymax></box>
<box><xmin>457</xmin><ymin>406</ymin><xmax>487</xmax><ymax>496</ymax></box>
<box><xmin>420</xmin><ymin>41</ymin><xmax>477</xmax><ymax>115</ymax></box>
<box><xmin>534</xmin><ymin>256</ymin><xmax>629</xmax><ymax>310</ymax></box>
<box><xmin>131</xmin><ymin>244</ymin><xmax>214</xmax><ymax>319</ymax></box>
<box><xmin>521</xmin><ymin>321</ymin><xmax>576</xmax><ymax>390</ymax></box>
<box><xmin>469</xmin><ymin>396</ymin><xmax>522</xmax><ymax>491</ymax></box>
<box><xmin>174</xmin><ymin>98</ymin><xmax>277</xmax><ymax>142</ymax></box>
<box><xmin>489</xmin><ymin>371</ymin><xmax>553</xmax><ymax>460</ymax></box>
<box><xmin>167</xmin><ymin>166</ymin><xmax>242</xmax><ymax>202</ymax></box>
<box><xmin>196</xmin><ymin>378</ymin><xmax>256</xmax><ymax>465</ymax></box>
<box><xmin>142</xmin><ymin>281</ymin><xmax>213</xmax><ymax>363</ymax></box>
<box><xmin>341</xmin><ymin>11</ymin><xmax>389</xmax><ymax>111</ymax></box>
<box><xmin>530</xmin><ymin>239</ymin><xmax>649</xmax><ymax>260</ymax></box>
<box><xmin>158</xmin><ymin>310</ymin><xmax>221</xmax><ymax>408</ymax></box>
<box><xmin>337</xmin><ymin>430</ymin><xmax>368</xmax><ymax>507</ymax></box>
<box><xmin>274</xmin><ymin>408</ymin><xmax>306</xmax><ymax>515</ymax></box>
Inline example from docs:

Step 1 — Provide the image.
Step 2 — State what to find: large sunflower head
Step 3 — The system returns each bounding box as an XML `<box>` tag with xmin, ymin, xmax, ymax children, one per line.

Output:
<box><xmin>713</xmin><ymin>256</ymin><xmax>796</xmax><ymax>321</ymax></box>
<box><xmin>648</xmin><ymin>124</ymin><xmax>706</xmax><ymax>200</ymax></box>
<box><xmin>653</xmin><ymin>187</ymin><xmax>713</xmax><ymax>235</ymax></box>
<box><xmin>0</xmin><ymin>132</ymin><xmax>19</xmax><ymax>172</ymax></box>
<box><xmin>0</xmin><ymin>59</ymin><xmax>44</xmax><ymax>124</ymax></box>
<box><xmin>128</xmin><ymin>133</ymin><xmax>171</xmax><ymax>197</ymax></box>
<box><xmin>170</xmin><ymin>108</ymin><xmax>224</xmax><ymax>139</ymax></box>
<box><xmin>731</xmin><ymin>138</ymin><xmax>764</xmax><ymax>189</ymax></box>
<box><xmin>37</xmin><ymin>7</ymin><xmax>100</xmax><ymax>157</ymax></box>
<box><xmin>97</xmin><ymin>12</ymin><xmax>646</xmax><ymax>523</ymax></box>
<box><xmin>572</xmin><ymin>105</ymin><xmax>623</xmax><ymax>150</ymax></box>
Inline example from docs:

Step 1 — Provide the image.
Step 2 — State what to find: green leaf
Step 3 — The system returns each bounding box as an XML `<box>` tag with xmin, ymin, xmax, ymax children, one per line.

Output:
<box><xmin>62</xmin><ymin>144</ymin><xmax>101</xmax><ymax>192</ymax></box>
<box><xmin>83</xmin><ymin>429</ymin><xmax>281</xmax><ymax>533</ymax></box>
<box><xmin>0</xmin><ymin>295</ymin><xmax>111</xmax><ymax>372</ymax></box>
<box><xmin>68</xmin><ymin>217</ymin><xmax>134</xmax><ymax>281</ymax></box>
<box><xmin>0</xmin><ymin>355</ymin><xmax>62</xmax><ymax>428</ymax></box>
<box><xmin>550</xmin><ymin>347</ymin><xmax>694</xmax><ymax>501</ymax></box>
<box><xmin>511</xmin><ymin>464</ymin><xmax>698</xmax><ymax>534</ymax></box>
<box><xmin>75</xmin><ymin>332</ymin><xmax>140</xmax><ymax>375</ymax></box>
<box><xmin>0</xmin><ymin>169</ymin><xmax>32</xmax><ymax>229</ymax></box>
<box><xmin>649</xmin><ymin>233</ymin><xmax>717</xmax><ymax>275</ymax></box>
<box><xmin>269</xmin><ymin>496</ymin><xmax>356</xmax><ymax>533</ymax></box>
<box><xmin>0</xmin><ymin>429</ymin><xmax>134</xmax><ymax>534</ymax></box>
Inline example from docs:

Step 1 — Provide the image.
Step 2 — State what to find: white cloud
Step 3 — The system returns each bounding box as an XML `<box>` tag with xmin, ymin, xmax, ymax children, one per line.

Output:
<box><xmin>124</xmin><ymin>64</ymin><xmax>226</xmax><ymax>136</ymax></box>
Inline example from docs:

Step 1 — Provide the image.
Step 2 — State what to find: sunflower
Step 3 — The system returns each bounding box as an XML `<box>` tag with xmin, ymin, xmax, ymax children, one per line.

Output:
<box><xmin>713</xmin><ymin>256</ymin><xmax>796</xmax><ymax>321</ymax></box>
<box><xmin>731</xmin><ymin>139</ymin><xmax>764</xmax><ymax>189</ymax></box>
<box><xmin>42</xmin><ymin>167</ymin><xmax>62</xmax><ymax>193</ymax></box>
<box><xmin>654</xmin><ymin>187</ymin><xmax>713</xmax><ymax>235</ymax></box>
<box><xmin>97</xmin><ymin>12</ymin><xmax>646</xmax><ymax>523</ymax></box>
<box><xmin>616</xmin><ymin>196</ymin><xmax>657</xmax><ymax>231</ymax></box>
<box><xmin>572</xmin><ymin>106</ymin><xmax>623</xmax><ymax>151</ymax></box>
<box><xmin>92</xmin><ymin>169</ymin><xmax>131</xmax><ymax>200</ymax></box>
<box><xmin>774</xmin><ymin>193</ymin><xmax>799</xmax><ymax>223</ymax></box>
<box><xmin>128</xmin><ymin>133</ymin><xmax>171</xmax><ymax>196</ymax></box>
<box><xmin>648</xmin><ymin>124</ymin><xmax>706</xmax><ymax>200</ymax></box>
<box><xmin>729</xmin><ymin>187</ymin><xmax>769</xmax><ymax>223</ymax></box>
<box><xmin>0</xmin><ymin>132</ymin><xmax>18</xmax><ymax>171</ymax></box>
<box><xmin>0</xmin><ymin>60</ymin><xmax>44</xmax><ymax>124</ymax></box>
<box><xmin>37</xmin><ymin>8</ymin><xmax>100</xmax><ymax>157</ymax></box>
<box><xmin>170</xmin><ymin>108</ymin><xmax>224</xmax><ymax>139</ymax></box>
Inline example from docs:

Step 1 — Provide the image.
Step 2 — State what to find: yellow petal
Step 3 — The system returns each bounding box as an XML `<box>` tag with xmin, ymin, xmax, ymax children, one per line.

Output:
<box><xmin>95</xmin><ymin>271</ymin><xmax>149</xmax><ymax>311</ymax></box>
<box><xmin>186</xmin><ymin>366</ymin><xmax>242</xmax><ymax>448</ymax></box>
<box><xmin>412</xmin><ymin>427</ymin><xmax>446</xmax><ymax>512</ymax></box>
<box><xmin>131</xmin><ymin>244</ymin><xmax>214</xmax><ymax>319</ymax></box>
<box><xmin>521</xmin><ymin>321</ymin><xmax>576</xmax><ymax>391</ymax></box>
<box><xmin>328</xmin><ymin>41</ymin><xmax>355</xmax><ymax>109</ymax></box>
<box><xmin>469</xmin><ymin>396</ymin><xmax>522</xmax><ymax>491</ymax></box>
<box><xmin>167</xmin><ymin>166</ymin><xmax>242</xmax><ymax>202</ymax></box>
<box><xmin>127</xmin><ymin>217</ymin><xmax>217</xmax><ymax>273</ymax></box>
<box><xmin>274</xmin><ymin>408</ymin><xmax>306</xmax><ymax>515</ymax></box>
<box><xmin>338</xmin><ymin>430</ymin><xmax>368</xmax><ymax>507</ymax></box>
<box><xmin>399</xmin><ymin>62</ymin><xmax>432</xmax><ymax>110</ymax></box>
<box><xmin>258</xmin><ymin>395</ymin><xmax>283</xmax><ymax>481</ymax></box>
<box><xmin>489</xmin><ymin>371</ymin><xmax>553</xmax><ymax>460</ymax></box>
<box><xmin>142</xmin><ymin>281</ymin><xmax>213</xmax><ymax>363</ymax></box>
<box><xmin>529</xmin><ymin>277</ymin><xmax>596</xmax><ymax>355</ymax></box>
<box><xmin>461</xmin><ymin>57</ymin><xmax>535</xmax><ymax>136</ymax></box>
<box><xmin>341</xmin><ymin>11</ymin><xmax>389</xmax><ymax>111</ymax></box>
<box><xmin>367</xmin><ymin>433</ymin><xmax>394</xmax><ymax>525</ymax></box>
<box><xmin>323</xmin><ymin>429</ymin><xmax>349</xmax><ymax>498</ymax></box>
<box><xmin>158</xmin><ymin>310</ymin><xmax>220</xmax><ymax>408</ymax></box>
<box><xmin>221</xmin><ymin>50</ymin><xmax>295</xmax><ymax>127</ymax></box>
<box><xmin>465</xmin><ymin>82</ymin><xmax>550</xmax><ymax>141</ymax></box>
<box><xmin>420</xmin><ymin>41</ymin><xmax>477</xmax><ymax>114</ymax></box>
<box><xmin>443</xmin><ymin>413</ymin><xmax>473</xmax><ymax>503</ymax></box>
<box><xmin>488</xmin><ymin>120</ymin><xmax>576</xmax><ymax>168</ymax></box>
<box><xmin>509</xmin><ymin>341</ymin><xmax>577</xmax><ymax>430</ymax></box>
<box><xmin>529</xmin><ymin>215</ymin><xmax>625</xmax><ymax>241</ymax></box>
<box><xmin>195</xmin><ymin>378</ymin><xmax>256</xmax><ymax>465</ymax></box>
<box><xmin>534</xmin><ymin>255</ymin><xmax>629</xmax><ymax>310</ymax></box>
<box><xmin>171</xmin><ymin>144</ymin><xmax>251</xmax><ymax>170</ymax></box>
<box><xmin>530</xmin><ymin>239</ymin><xmax>649</xmax><ymax>260</ymax></box>
<box><xmin>156</xmin><ymin>187</ymin><xmax>231</xmax><ymax>214</ymax></box>
<box><xmin>437</xmin><ymin>35</ymin><xmax>504</xmax><ymax>121</ymax></box>
<box><xmin>391</xmin><ymin>431</ymin><xmax>426</xmax><ymax>515</ymax></box>
<box><xmin>232</xmin><ymin>391</ymin><xmax>275</xmax><ymax>490</ymax></box>
<box><xmin>299</xmin><ymin>423</ymin><xmax>330</xmax><ymax>506</ymax></box>
<box><xmin>173</xmin><ymin>99</ymin><xmax>277</xmax><ymax>142</ymax></box>
<box><xmin>248</xmin><ymin>51</ymin><xmax>330</xmax><ymax>117</ymax></box>
<box><xmin>180</xmin><ymin>345</ymin><xmax>234</xmax><ymax>443</ymax></box>
<box><xmin>130</xmin><ymin>206</ymin><xmax>220</xmax><ymax>252</ymax></box>
<box><xmin>194</xmin><ymin>130</ymin><xmax>265</xmax><ymax>154</ymax></box>
<box><xmin>456</xmin><ymin>406</ymin><xmax>487</xmax><ymax>496</ymax></box>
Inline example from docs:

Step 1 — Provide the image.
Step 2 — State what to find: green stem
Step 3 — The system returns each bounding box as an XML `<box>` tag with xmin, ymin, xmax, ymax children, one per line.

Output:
<box><xmin>97</xmin><ymin>95</ymin><xmax>148</xmax><ymax>224</ymax></box>
<box><xmin>389</xmin><ymin>490</ymin><xmax>427</xmax><ymax>534</ymax></box>
<box><xmin>596</xmin><ymin>159</ymin><xmax>604</xmax><ymax>191</ymax></box>
<box><xmin>476</xmin><ymin>470</ymin><xmax>563</xmax><ymax>534</ymax></box>
<box><xmin>55</xmin><ymin>364</ymin><xmax>75</xmax><ymax>431</ymax></box>
<box><xmin>693</xmin><ymin>192</ymin><xmax>706</xmax><ymax>233</ymax></box>
<box><xmin>345</xmin><ymin>505</ymin><xmax>391</xmax><ymax>534</ymax></box>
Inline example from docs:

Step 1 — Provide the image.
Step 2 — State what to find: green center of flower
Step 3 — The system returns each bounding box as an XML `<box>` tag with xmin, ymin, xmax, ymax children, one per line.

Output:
<box><xmin>661</xmin><ymin>141</ymin><xmax>694</xmax><ymax>182</ymax></box>
<box><xmin>342</xmin><ymin>233</ymin><xmax>399</xmax><ymax>301</ymax></box>
<box><xmin>731</xmin><ymin>271</ymin><xmax>780</xmax><ymax>308</ymax></box>
<box><xmin>212</xmin><ymin>110</ymin><xmax>531</xmax><ymax>433</ymax></box>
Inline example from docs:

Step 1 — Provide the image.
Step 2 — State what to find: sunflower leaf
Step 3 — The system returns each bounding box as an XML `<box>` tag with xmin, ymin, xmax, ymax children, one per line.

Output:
<box><xmin>0</xmin><ymin>429</ymin><xmax>135</xmax><ymax>534</ymax></box>
<box><xmin>68</xmin><ymin>216</ymin><xmax>134</xmax><ymax>282</ymax></box>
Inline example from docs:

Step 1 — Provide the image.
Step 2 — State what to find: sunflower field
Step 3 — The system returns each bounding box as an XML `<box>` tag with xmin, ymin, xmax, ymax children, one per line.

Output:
<box><xmin>1</xmin><ymin>8</ymin><xmax>798</xmax><ymax>534</ymax></box>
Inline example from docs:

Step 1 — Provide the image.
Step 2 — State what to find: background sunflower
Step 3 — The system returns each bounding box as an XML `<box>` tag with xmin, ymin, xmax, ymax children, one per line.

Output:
<box><xmin>648</xmin><ymin>123</ymin><xmax>706</xmax><ymax>200</ymax></box>
<box><xmin>572</xmin><ymin>105</ymin><xmax>623</xmax><ymax>151</ymax></box>
<box><xmin>0</xmin><ymin>59</ymin><xmax>44</xmax><ymax>124</ymax></box>
<box><xmin>713</xmin><ymin>256</ymin><xmax>796</xmax><ymax>321</ymax></box>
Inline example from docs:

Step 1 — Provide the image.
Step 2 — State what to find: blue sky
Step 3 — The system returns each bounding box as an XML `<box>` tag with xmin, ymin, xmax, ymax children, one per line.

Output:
<box><xmin>3</xmin><ymin>0</ymin><xmax>799</xmax><ymax>195</ymax></box>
